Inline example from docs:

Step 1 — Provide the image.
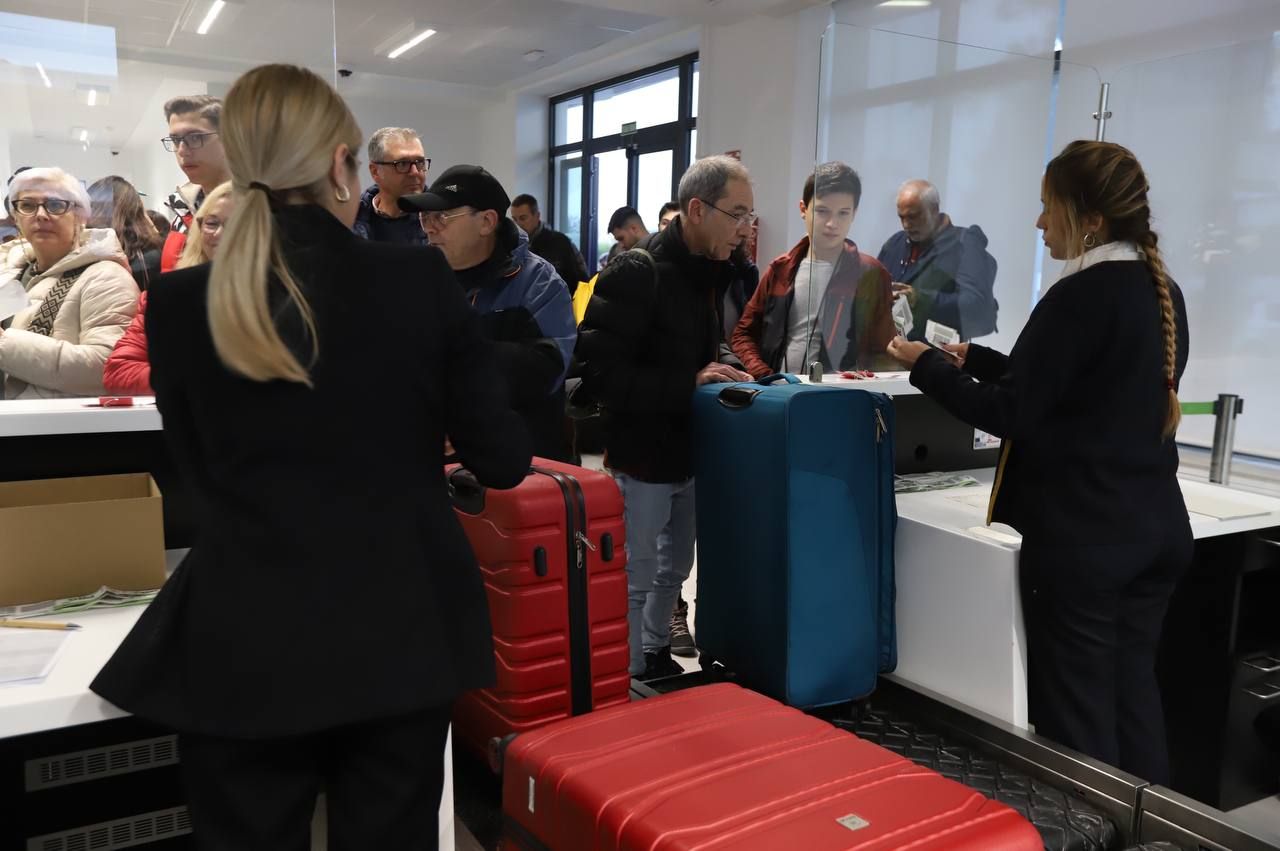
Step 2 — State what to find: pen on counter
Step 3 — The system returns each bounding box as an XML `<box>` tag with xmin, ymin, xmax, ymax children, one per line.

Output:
<box><xmin>0</xmin><ymin>619</ymin><xmax>81</xmax><ymax>631</ymax></box>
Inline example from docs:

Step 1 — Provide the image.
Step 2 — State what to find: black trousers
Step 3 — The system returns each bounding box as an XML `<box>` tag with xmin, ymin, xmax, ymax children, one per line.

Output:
<box><xmin>178</xmin><ymin>703</ymin><xmax>453</xmax><ymax>851</ymax></box>
<box><xmin>1019</xmin><ymin>532</ymin><xmax>1191</xmax><ymax>783</ymax></box>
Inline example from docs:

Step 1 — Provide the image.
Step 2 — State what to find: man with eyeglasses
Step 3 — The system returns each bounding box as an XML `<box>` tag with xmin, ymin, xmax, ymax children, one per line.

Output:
<box><xmin>732</xmin><ymin>161</ymin><xmax>896</xmax><ymax>378</ymax></box>
<box><xmin>575</xmin><ymin>155</ymin><xmax>754</xmax><ymax>681</ymax></box>
<box><xmin>353</xmin><ymin>127</ymin><xmax>431</xmax><ymax>245</ymax></box>
<box><xmin>159</xmin><ymin>95</ymin><xmax>229</xmax><ymax>272</ymax></box>
<box><xmin>399</xmin><ymin>165</ymin><xmax>576</xmax><ymax>460</ymax></box>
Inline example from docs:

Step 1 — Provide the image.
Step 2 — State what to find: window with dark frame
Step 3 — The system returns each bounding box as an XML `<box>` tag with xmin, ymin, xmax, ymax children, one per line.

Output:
<box><xmin>548</xmin><ymin>53</ymin><xmax>699</xmax><ymax>274</ymax></box>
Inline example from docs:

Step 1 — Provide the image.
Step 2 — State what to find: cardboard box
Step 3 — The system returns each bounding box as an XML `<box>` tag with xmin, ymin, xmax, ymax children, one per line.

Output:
<box><xmin>0</xmin><ymin>473</ymin><xmax>167</xmax><ymax>608</ymax></box>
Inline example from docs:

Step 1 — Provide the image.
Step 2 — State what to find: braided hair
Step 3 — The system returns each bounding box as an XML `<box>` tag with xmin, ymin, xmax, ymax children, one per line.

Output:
<box><xmin>1043</xmin><ymin>140</ymin><xmax>1181</xmax><ymax>439</ymax></box>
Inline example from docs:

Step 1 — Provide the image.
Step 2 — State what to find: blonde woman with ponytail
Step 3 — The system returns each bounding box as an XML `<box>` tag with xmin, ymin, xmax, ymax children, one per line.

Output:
<box><xmin>887</xmin><ymin>140</ymin><xmax>1191</xmax><ymax>784</ymax></box>
<box><xmin>93</xmin><ymin>65</ymin><xmax>532</xmax><ymax>850</ymax></box>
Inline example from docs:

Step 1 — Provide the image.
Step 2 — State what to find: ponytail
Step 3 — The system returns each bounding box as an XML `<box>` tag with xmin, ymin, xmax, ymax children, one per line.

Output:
<box><xmin>1139</xmin><ymin>230</ymin><xmax>1181</xmax><ymax>440</ymax></box>
<box><xmin>204</xmin><ymin>63</ymin><xmax>358</xmax><ymax>386</ymax></box>
<box><xmin>208</xmin><ymin>186</ymin><xmax>317</xmax><ymax>385</ymax></box>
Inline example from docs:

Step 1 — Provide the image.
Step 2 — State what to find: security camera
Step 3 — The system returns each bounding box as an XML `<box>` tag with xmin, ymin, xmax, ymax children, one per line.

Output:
<box><xmin>338</xmin><ymin>68</ymin><xmax>353</xmax><ymax>78</ymax></box>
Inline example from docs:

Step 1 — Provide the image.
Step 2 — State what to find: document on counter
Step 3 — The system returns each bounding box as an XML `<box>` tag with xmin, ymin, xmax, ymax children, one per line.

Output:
<box><xmin>895</xmin><ymin>472</ymin><xmax>982</xmax><ymax>494</ymax></box>
<box><xmin>946</xmin><ymin>492</ymin><xmax>995</xmax><ymax>510</ymax></box>
<box><xmin>0</xmin><ymin>629</ymin><xmax>71</xmax><ymax>686</ymax></box>
<box><xmin>1182</xmin><ymin>491</ymin><xmax>1271</xmax><ymax>522</ymax></box>
<box><xmin>0</xmin><ymin>586</ymin><xmax>158</xmax><ymax>620</ymax></box>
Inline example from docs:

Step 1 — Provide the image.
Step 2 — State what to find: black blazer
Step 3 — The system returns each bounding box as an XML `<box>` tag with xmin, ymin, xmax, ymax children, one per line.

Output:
<box><xmin>92</xmin><ymin>205</ymin><xmax>532</xmax><ymax>739</ymax></box>
<box><xmin>911</xmin><ymin>259</ymin><xmax>1190</xmax><ymax>545</ymax></box>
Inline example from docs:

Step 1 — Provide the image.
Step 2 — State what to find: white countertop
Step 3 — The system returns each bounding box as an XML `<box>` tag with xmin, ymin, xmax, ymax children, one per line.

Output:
<box><xmin>0</xmin><ymin>397</ymin><xmax>161</xmax><ymax>437</ymax></box>
<box><xmin>897</xmin><ymin>468</ymin><xmax>1280</xmax><ymax>546</ymax></box>
<box><xmin>0</xmin><ymin>606</ymin><xmax>141</xmax><ymax>738</ymax></box>
<box><xmin>798</xmin><ymin>370</ymin><xmax>919</xmax><ymax>397</ymax></box>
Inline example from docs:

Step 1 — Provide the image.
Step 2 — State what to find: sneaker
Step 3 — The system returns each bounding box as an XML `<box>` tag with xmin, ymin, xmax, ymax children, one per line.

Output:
<box><xmin>669</xmin><ymin>597</ymin><xmax>697</xmax><ymax>658</ymax></box>
<box><xmin>638</xmin><ymin>646</ymin><xmax>684</xmax><ymax>681</ymax></box>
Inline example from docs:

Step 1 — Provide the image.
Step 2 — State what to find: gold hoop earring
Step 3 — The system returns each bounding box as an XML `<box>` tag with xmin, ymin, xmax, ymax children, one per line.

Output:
<box><xmin>334</xmin><ymin>185</ymin><xmax>351</xmax><ymax>204</ymax></box>
<box><xmin>1082</xmin><ymin>232</ymin><xmax>1097</xmax><ymax>249</ymax></box>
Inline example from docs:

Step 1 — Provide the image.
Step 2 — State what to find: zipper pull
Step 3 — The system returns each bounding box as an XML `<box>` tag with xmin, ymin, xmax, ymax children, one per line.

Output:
<box><xmin>575</xmin><ymin>532</ymin><xmax>597</xmax><ymax>552</ymax></box>
<box><xmin>874</xmin><ymin>408</ymin><xmax>887</xmax><ymax>443</ymax></box>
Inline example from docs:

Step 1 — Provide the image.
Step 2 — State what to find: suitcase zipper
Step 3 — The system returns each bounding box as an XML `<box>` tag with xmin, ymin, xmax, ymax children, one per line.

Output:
<box><xmin>529</xmin><ymin>466</ymin><xmax>594</xmax><ymax>716</ymax></box>
<box><xmin>874</xmin><ymin>408</ymin><xmax>887</xmax><ymax>443</ymax></box>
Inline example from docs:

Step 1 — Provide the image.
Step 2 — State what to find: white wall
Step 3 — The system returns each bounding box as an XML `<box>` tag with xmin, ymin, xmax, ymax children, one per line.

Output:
<box><xmin>696</xmin><ymin>6</ymin><xmax>831</xmax><ymax>262</ymax></box>
<box><xmin>342</xmin><ymin>93</ymin><xmax>490</xmax><ymax>185</ymax></box>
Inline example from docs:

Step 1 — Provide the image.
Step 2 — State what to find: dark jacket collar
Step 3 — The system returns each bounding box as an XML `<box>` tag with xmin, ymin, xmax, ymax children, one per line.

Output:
<box><xmin>274</xmin><ymin>203</ymin><xmax>359</xmax><ymax>248</ymax></box>
<box><xmin>455</xmin><ymin>218</ymin><xmax>521</xmax><ymax>290</ymax></box>
<box><xmin>642</xmin><ymin>215</ymin><xmax>726</xmax><ymax>287</ymax></box>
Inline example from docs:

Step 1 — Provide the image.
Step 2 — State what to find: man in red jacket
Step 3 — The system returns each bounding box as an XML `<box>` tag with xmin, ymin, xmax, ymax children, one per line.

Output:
<box><xmin>732</xmin><ymin>162</ymin><xmax>896</xmax><ymax>377</ymax></box>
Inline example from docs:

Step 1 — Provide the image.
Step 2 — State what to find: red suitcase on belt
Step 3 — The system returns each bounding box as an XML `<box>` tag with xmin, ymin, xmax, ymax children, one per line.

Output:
<box><xmin>501</xmin><ymin>683</ymin><xmax>1042</xmax><ymax>851</ymax></box>
<box><xmin>448</xmin><ymin>459</ymin><xmax>631</xmax><ymax>758</ymax></box>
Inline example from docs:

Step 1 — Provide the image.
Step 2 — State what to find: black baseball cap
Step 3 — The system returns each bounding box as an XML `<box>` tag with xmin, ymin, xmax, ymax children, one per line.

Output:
<box><xmin>398</xmin><ymin>165</ymin><xmax>510</xmax><ymax>216</ymax></box>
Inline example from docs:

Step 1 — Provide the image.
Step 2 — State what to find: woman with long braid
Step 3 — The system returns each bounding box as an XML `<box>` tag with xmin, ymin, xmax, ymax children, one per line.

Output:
<box><xmin>887</xmin><ymin>140</ymin><xmax>1191</xmax><ymax>782</ymax></box>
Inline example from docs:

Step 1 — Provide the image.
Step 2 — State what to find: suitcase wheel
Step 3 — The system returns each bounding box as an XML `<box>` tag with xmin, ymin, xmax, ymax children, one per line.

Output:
<box><xmin>488</xmin><ymin>733</ymin><xmax>519</xmax><ymax>775</ymax></box>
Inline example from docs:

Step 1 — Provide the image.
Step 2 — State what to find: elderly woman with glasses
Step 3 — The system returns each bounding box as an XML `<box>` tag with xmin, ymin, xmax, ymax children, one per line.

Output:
<box><xmin>0</xmin><ymin>167</ymin><xmax>140</xmax><ymax>399</ymax></box>
<box><xmin>104</xmin><ymin>182</ymin><xmax>233</xmax><ymax>396</ymax></box>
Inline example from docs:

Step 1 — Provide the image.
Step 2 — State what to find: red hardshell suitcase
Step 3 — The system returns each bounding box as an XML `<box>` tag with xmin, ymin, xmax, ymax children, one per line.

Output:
<box><xmin>501</xmin><ymin>683</ymin><xmax>1043</xmax><ymax>851</ymax></box>
<box><xmin>448</xmin><ymin>459</ymin><xmax>632</xmax><ymax>758</ymax></box>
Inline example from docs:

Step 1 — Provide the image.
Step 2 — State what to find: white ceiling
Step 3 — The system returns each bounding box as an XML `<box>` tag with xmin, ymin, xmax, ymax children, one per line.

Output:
<box><xmin>0</xmin><ymin>0</ymin><xmax>823</xmax><ymax>152</ymax></box>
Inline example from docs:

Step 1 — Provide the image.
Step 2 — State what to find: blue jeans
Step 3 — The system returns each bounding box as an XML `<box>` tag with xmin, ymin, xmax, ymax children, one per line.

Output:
<box><xmin>613</xmin><ymin>473</ymin><xmax>697</xmax><ymax>675</ymax></box>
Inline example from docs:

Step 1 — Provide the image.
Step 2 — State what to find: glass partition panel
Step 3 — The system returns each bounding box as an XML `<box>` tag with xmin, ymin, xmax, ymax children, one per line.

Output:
<box><xmin>1102</xmin><ymin>39</ymin><xmax>1280</xmax><ymax>458</ymax></box>
<box><xmin>0</xmin><ymin>0</ymin><xmax>338</xmax><ymax>401</ymax></box>
<box><xmin>804</xmin><ymin>23</ymin><xmax>1099</xmax><ymax>379</ymax></box>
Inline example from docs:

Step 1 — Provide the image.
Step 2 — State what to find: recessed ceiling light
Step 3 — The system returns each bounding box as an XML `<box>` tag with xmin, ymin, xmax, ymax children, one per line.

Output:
<box><xmin>36</xmin><ymin>62</ymin><xmax>52</xmax><ymax>88</ymax></box>
<box><xmin>197</xmin><ymin>0</ymin><xmax>226</xmax><ymax>35</ymax></box>
<box><xmin>87</xmin><ymin>88</ymin><xmax>97</xmax><ymax>106</ymax></box>
<box><xmin>388</xmin><ymin>28</ymin><xmax>436</xmax><ymax>60</ymax></box>
<box><xmin>878</xmin><ymin>0</ymin><xmax>931</xmax><ymax>6</ymax></box>
<box><xmin>78</xmin><ymin>129</ymin><xmax>89</xmax><ymax>142</ymax></box>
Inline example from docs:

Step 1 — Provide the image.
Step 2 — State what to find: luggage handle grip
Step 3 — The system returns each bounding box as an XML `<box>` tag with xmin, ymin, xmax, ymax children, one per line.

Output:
<box><xmin>717</xmin><ymin>386</ymin><xmax>760</xmax><ymax>409</ymax></box>
<box><xmin>717</xmin><ymin>373</ymin><xmax>799</xmax><ymax>408</ymax></box>
<box><xmin>447</xmin><ymin>467</ymin><xmax>487</xmax><ymax>515</ymax></box>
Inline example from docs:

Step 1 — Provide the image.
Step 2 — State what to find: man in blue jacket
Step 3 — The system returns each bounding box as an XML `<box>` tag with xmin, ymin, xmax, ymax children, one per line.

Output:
<box><xmin>354</xmin><ymin>127</ymin><xmax>430</xmax><ymax>245</ymax></box>
<box><xmin>878</xmin><ymin>180</ymin><xmax>999</xmax><ymax>341</ymax></box>
<box><xmin>401</xmin><ymin>166</ymin><xmax>576</xmax><ymax>460</ymax></box>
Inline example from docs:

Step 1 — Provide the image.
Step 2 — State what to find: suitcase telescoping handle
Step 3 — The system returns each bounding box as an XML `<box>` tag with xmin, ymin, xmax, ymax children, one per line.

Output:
<box><xmin>716</xmin><ymin>373</ymin><xmax>800</xmax><ymax>409</ymax></box>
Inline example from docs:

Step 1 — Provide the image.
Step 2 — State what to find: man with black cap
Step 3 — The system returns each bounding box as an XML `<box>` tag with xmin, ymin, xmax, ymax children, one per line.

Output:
<box><xmin>400</xmin><ymin>165</ymin><xmax>576</xmax><ymax>461</ymax></box>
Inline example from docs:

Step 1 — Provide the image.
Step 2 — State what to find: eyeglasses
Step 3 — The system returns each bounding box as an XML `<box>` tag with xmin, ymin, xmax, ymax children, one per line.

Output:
<box><xmin>161</xmin><ymin>132</ymin><xmax>218</xmax><ymax>152</ymax></box>
<box><xmin>420</xmin><ymin>209</ymin><xmax>474</xmax><ymax>231</ymax></box>
<box><xmin>12</xmin><ymin>197</ymin><xmax>73</xmax><ymax>217</ymax></box>
<box><xmin>198</xmin><ymin>217</ymin><xmax>225</xmax><ymax>235</ymax></box>
<box><xmin>700</xmin><ymin>198</ymin><xmax>758</xmax><ymax>229</ymax></box>
<box><xmin>374</xmin><ymin>158</ymin><xmax>430</xmax><ymax>175</ymax></box>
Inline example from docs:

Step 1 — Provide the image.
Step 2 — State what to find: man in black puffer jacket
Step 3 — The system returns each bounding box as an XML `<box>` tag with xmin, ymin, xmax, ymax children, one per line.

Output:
<box><xmin>576</xmin><ymin>155</ymin><xmax>754</xmax><ymax>680</ymax></box>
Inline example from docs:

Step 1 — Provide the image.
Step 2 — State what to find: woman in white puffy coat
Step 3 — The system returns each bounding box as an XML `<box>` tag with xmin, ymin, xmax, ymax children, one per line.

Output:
<box><xmin>0</xmin><ymin>167</ymin><xmax>139</xmax><ymax>399</ymax></box>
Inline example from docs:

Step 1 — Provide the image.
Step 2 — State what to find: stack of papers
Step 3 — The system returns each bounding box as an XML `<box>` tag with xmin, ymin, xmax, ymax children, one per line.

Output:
<box><xmin>0</xmin><ymin>629</ymin><xmax>71</xmax><ymax>686</ymax></box>
<box><xmin>0</xmin><ymin>586</ymin><xmax>158</xmax><ymax>620</ymax></box>
<box><xmin>895</xmin><ymin>472</ymin><xmax>982</xmax><ymax>494</ymax></box>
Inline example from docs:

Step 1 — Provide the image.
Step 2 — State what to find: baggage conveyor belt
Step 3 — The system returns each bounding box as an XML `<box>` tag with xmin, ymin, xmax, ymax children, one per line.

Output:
<box><xmin>450</xmin><ymin>669</ymin><xmax>1278</xmax><ymax>850</ymax></box>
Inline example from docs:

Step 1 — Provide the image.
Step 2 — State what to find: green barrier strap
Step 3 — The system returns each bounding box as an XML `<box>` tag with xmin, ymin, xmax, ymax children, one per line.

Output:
<box><xmin>1180</xmin><ymin>401</ymin><xmax>1216</xmax><ymax>416</ymax></box>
